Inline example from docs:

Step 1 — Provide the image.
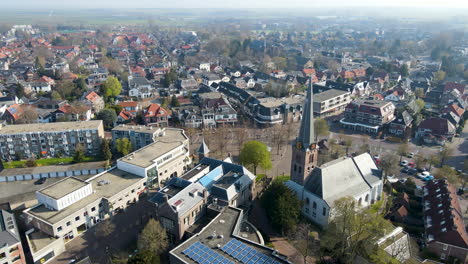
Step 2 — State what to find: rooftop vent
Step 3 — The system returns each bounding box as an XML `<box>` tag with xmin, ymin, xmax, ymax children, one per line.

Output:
<box><xmin>97</xmin><ymin>180</ymin><xmax>110</xmax><ymax>186</ymax></box>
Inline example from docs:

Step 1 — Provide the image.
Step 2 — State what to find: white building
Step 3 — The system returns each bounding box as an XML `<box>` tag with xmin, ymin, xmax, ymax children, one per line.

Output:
<box><xmin>285</xmin><ymin>153</ymin><xmax>383</xmax><ymax>228</ymax></box>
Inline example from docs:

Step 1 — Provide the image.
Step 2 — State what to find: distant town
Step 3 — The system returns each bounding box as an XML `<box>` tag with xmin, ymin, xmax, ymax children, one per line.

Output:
<box><xmin>0</xmin><ymin>8</ymin><xmax>467</xmax><ymax>264</ymax></box>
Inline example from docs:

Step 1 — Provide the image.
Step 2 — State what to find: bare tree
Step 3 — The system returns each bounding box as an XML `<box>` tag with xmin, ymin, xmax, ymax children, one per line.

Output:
<box><xmin>289</xmin><ymin>223</ymin><xmax>319</xmax><ymax>264</ymax></box>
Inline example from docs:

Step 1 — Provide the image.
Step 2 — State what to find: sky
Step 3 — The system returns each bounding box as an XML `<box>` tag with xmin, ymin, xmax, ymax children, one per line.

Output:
<box><xmin>2</xmin><ymin>0</ymin><xmax>468</xmax><ymax>9</ymax></box>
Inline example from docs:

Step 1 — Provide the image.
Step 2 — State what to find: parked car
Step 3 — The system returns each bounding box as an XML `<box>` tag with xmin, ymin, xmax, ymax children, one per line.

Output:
<box><xmin>407</xmin><ymin>152</ymin><xmax>415</xmax><ymax>158</ymax></box>
<box><xmin>417</xmin><ymin>171</ymin><xmax>431</xmax><ymax>179</ymax></box>
<box><xmin>408</xmin><ymin>161</ymin><xmax>415</xmax><ymax>168</ymax></box>
<box><xmin>387</xmin><ymin>175</ymin><xmax>398</xmax><ymax>183</ymax></box>
<box><xmin>373</xmin><ymin>155</ymin><xmax>380</xmax><ymax>160</ymax></box>
<box><xmin>400</xmin><ymin>160</ymin><xmax>409</xmax><ymax>166</ymax></box>
<box><xmin>401</xmin><ymin>167</ymin><xmax>409</xmax><ymax>173</ymax></box>
<box><xmin>34</xmin><ymin>178</ymin><xmax>46</xmax><ymax>185</ymax></box>
<box><xmin>422</xmin><ymin>175</ymin><xmax>434</xmax><ymax>181</ymax></box>
<box><xmin>399</xmin><ymin>178</ymin><xmax>407</xmax><ymax>184</ymax></box>
<box><xmin>408</xmin><ymin>168</ymin><xmax>418</xmax><ymax>175</ymax></box>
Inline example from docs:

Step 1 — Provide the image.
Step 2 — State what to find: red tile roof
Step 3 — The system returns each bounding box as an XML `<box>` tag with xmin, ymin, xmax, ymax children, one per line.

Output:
<box><xmin>119</xmin><ymin>101</ymin><xmax>138</xmax><ymax>108</ymax></box>
<box><xmin>302</xmin><ymin>68</ymin><xmax>316</xmax><ymax>75</ymax></box>
<box><xmin>85</xmin><ymin>91</ymin><xmax>101</xmax><ymax>103</ymax></box>
<box><xmin>442</xmin><ymin>104</ymin><xmax>465</xmax><ymax>118</ymax></box>
<box><xmin>144</xmin><ymin>104</ymin><xmax>170</xmax><ymax>117</ymax></box>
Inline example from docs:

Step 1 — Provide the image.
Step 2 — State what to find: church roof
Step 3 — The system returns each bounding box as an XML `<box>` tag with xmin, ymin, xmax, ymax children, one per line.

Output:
<box><xmin>197</xmin><ymin>138</ymin><xmax>210</xmax><ymax>155</ymax></box>
<box><xmin>304</xmin><ymin>153</ymin><xmax>381</xmax><ymax>206</ymax></box>
<box><xmin>298</xmin><ymin>77</ymin><xmax>315</xmax><ymax>149</ymax></box>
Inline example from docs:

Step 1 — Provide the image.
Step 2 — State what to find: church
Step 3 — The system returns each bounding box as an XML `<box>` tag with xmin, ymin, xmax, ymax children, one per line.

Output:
<box><xmin>285</xmin><ymin>80</ymin><xmax>383</xmax><ymax>228</ymax></box>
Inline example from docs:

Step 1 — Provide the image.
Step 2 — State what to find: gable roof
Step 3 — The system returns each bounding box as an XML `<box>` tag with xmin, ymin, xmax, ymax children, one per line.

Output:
<box><xmin>304</xmin><ymin>153</ymin><xmax>381</xmax><ymax>205</ymax></box>
<box><xmin>418</xmin><ymin>117</ymin><xmax>456</xmax><ymax>135</ymax></box>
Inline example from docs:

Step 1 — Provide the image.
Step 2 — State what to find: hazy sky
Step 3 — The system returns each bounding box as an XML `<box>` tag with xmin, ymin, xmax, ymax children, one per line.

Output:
<box><xmin>2</xmin><ymin>0</ymin><xmax>468</xmax><ymax>9</ymax></box>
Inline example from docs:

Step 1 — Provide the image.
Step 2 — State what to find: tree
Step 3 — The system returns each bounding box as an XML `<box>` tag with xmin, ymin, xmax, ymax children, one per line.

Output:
<box><xmin>439</xmin><ymin>146</ymin><xmax>454</xmax><ymax>166</ymax></box>
<box><xmin>25</xmin><ymin>159</ymin><xmax>37</xmax><ymax>167</ymax></box>
<box><xmin>433</xmin><ymin>70</ymin><xmax>446</xmax><ymax>83</ymax></box>
<box><xmin>127</xmin><ymin>250</ymin><xmax>160</xmax><ymax>264</ymax></box>
<box><xmin>321</xmin><ymin>197</ymin><xmax>393</xmax><ymax>263</ymax></box>
<box><xmin>359</xmin><ymin>136</ymin><xmax>370</xmax><ymax>154</ymax></box>
<box><xmin>397</xmin><ymin>143</ymin><xmax>408</xmax><ymax>162</ymax></box>
<box><xmin>434</xmin><ymin>166</ymin><xmax>459</xmax><ymax>184</ymax></box>
<box><xmin>262</xmin><ymin>181</ymin><xmax>301</xmax><ymax>234</ymax></box>
<box><xmin>272</xmin><ymin>56</ymin><xmax>287</xmax><ymax>70</ymax></box>
<box><xmin>97</xmin><ymin>109</ymin><xmax>117</xmax><ymax>130</ymax></box>
<box><xmin>427</xmin><ymin>154</ymin><xmax>441</xmax><ymax>171</ymax></box>
<box><xmin>101</xmin><ymin>76</ymin><xmax>122</xmax><ymax>99</ymax></box>
<box><xmin>115</xmin><ymin>138</ymin><xmax>133</xmax><ymax>157</ymax></box>
<box><xmin>380</xmin><ymin>153</ymin><xmax>400</xmax><ymax>178</ymax></box>
<box><xmin>343</xmin><ymin>136</ymin><xmax>353</xmax><ymax>155</ymax></box>
<box><xmin>368</xmin><ymin>248</ymin><xmax>400</xmax><ymax>264</ymax></box>
<box><xmin>51</xmin><ymin>91</ymin><xmax>62</xmax><ymax>100</ymax></box>
<box><xmin>137</xmin><ymin>219</ymin><xmax>168</xmax><ymax>255</ymax></box>
<box><xmin>414</xmin><ymin>88</ymin><xmax>424</xmax><ymax>98</ymax></box>
<box><xmin>101</xmin><ymin>139</ymin><xmax>112</xmax><ymax>161</ymax></box>
<box><xmin>170</xmin><ymin>95</ymin><xmax>180</xmax><ymax>107</ymax></box>
<box><xmin>14</xmin><ymin>83</ymin><xmax>25</xmax><ymax>98</ymax></box>
<box><xmin>73</xmin><ymin>146</ymin><xmax>86</xmax><ymax>163</ymax></box>
<box><xmin>399</xmin><ymin>64</ymin><xmax>409</xmax><ymax>77</ymax></box>
<box><xmin>163</xmin><ymin>69</ymin><xmax>178</xmax><ymax>87</ymax></box>
<box><xmin>239</xmin><ymin>141</ymin><xmax>272</xmax><ymax>175</ymax></box>
<box><xmin>17</xmin><ymin>106</ymin><xmax>38</xmax><ymax>124</ymax></box>
<box><xmin>76</xmin><ymin>77</ymin><xmax>87</xmax><ymax>91</ymax></box>
<box><xmin>56</xmin><ymin>80</ymin><xmax>76</xmax><ymax>99</ymax></box>
<box><xmin>314</xmin><ymin>118</ymin><xmax>329</xmax><ymax>141</ymax></box>
<box><xmin>96</xmin><ymin>219</ymin><xmax>116</xmax><ymax>240</ymax></box>
<box><xmin>414</xmin><ymin>154</ymin><xmax>427</xmax><ymax>170</ymax></box>
<box><xmin>234</xmin><ymin>126</ymin><xmax>249</xmax><ymax>152</ymax></box>
<box><xmin>289</xmin><ymin>223</ymin><xmax>319</xmax><ymax>264</ymax></box>
<box><xmin>415</xmin><ymin>99</ymin><xmax>425</xmax><ymax>110</ymax></box>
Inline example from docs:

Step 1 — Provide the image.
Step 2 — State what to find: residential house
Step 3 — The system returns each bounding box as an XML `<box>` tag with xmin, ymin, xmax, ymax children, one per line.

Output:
<box><xmin>128</xmin><ymin>76</ymin><xmax>154</xmax><ymax>99</ymax></box>
<box><xmin>143</xmin><ymin>103</ymin><xmax>170</xmax><ymax>126</ymax></box>
<box><xmin>52</xmin><ymin>104</ymin><xmax>92</xmax><ymax>122</ymax></box>
<box><xmin>388</xmin><ymin>111</ymin><xmax>413</xmax><ymax>138</ymax></box>
<box><xmin>313</xmin><ymin>89</ymin><xmax>351</xmax><ymax>117</ymax></box>
<box><xmin>202</xmin><ymin>73</ymin><xmax>221</xmax><ymax>87</ymax></box>
<box><xmin>423</xmin><ymin>179</ymin><xmax>468</xmax><ymax>262</ymax></box>
<box><xmin>82</xmin><ymin>91</ymin><xmax>104</xmax><ymax>113</ymax></box>
<box><xmin>385</xmin><ymin>87</ymin><xmax>406</xmax><ymax>102</ymax></box>
<box><xmin>199</xmin><ymin>62</ymin><xmax>210</xmax><ymax>72</ymax></box>
<box><xmin>443</xmin><ymin>82</ymin><xmax>466</xmax><ymax>95</ymax></box>
<box><xmin>87</xmin><ymin>68</ymin><xmax>108</xmax><ymax>89</ymax></box>
<box><xmin>112</xmin><ymin>125</ymin><xmax>164</xmax><ymax>150</ymax></box>
<box><xmin>386</xmin><ymin>193</ymin><xmax>411</xmax><ymax>224</ymax></box>
<box><xmin>416</xmin><ymin>117</ymin><xmax>456</xmax><ymax>145</ymax></box>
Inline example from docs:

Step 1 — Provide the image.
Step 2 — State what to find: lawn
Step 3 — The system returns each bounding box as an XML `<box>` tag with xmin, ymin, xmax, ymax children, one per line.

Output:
<box><xmin>255</xmin><ymin>174</ymin><xmax>266</xmax><ymax>183</ymax></box>
<box><xmin>4</xmin><ymin>157</ymin><xmax>97</xmax><ymax>169</ymax></box>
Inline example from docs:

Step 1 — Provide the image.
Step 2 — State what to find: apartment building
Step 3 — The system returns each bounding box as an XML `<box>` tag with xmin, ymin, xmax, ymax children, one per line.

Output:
<box><xmin>341</xmin><ymin>99</ymin><xmax>396</xmax><ymax>134</ymax></box>
<box><xmin>253</xmin><ymin>96</ymin><xmax>303</xmax><ymax>126</ymax></box>
<box><xmin>0</xmin><ymin>120</ymin><xmax>104</xmax><ymax>160</ymax></box>
<box><xmin>313</xmin><ymin>89</ymin><xmax>351</xmax><ymax>117</ymax></box>
<box><xmin>112</xmin><ymin>125</ymin><xmax>164</xmax><ymax>150</ymax></box>
<box><xmin>149</xmin><ymin>157</ymin><xmax>256</xmax><ymax>242</ymax></box>
<box><xmin>116</xmin><ymin>128</ymin><xmax>191</xmax><ymax>187</ymax></box>
<box><xmin>423</xmin><ymin>179</ymin><xmax>468</xmax><ymax>262</ymax></box>
<box><xmin>0</xmin><ymin>210</ymin><xmax>26</xmax><ymax>264</ymax></box>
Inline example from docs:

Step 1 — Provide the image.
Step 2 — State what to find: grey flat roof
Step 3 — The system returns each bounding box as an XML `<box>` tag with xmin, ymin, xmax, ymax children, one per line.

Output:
<box><xmin>28</xmin><ymin>230</ymin><xmax>59</xmax><ymax>253</ymax></box>
<box><xmin>0</xmin><ymin>120</ymin><xmax>102</xmax><ymax>135</ymax></box>
<box><xmin>38</xmin><ymin>177</ymin><xmax>89</xmax><ymax>200</ymax></box>
<box><xmin>28</xmin><ymin>169</ymin><xmax>145</xmax><ymax>224</ymax></box>
<box><xmin>258</xmin><ymin>96</ymin><xmax>304</xmax><ymax>108</ymax></box>
<box><xmin>314</xmin><ymin>89</ymin><xmax>349</xmax><ymax>102</ymax></box>
<box><xmin>119</xmin><ymin>128</ymin><xmax>187</xmax><ymax>168</ymax></box>
<box><xmin>112</xmin><ymin>124</ymin><xmax>161</xmax><ymax>134</ymax></box>
<box><xmin>171</xmin><ymin>207</ymin><xmax>290</xmax><ymax>263</ymax></box>
<box><xmin>0</xmin><ymin>161</ymin><xmax>107</xmax><ymax>177</ymax></box>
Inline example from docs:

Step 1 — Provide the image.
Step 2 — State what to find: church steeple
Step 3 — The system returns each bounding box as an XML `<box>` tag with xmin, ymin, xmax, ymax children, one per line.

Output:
<box><xmin>298</xmin><ymin>77</ymin><xmax>315</xmax><ymax>150</ymax></box>
<box><xmin>290</xmin><ymin>77</ymin><xmax>318</xmax><ymax>186</ymax></box>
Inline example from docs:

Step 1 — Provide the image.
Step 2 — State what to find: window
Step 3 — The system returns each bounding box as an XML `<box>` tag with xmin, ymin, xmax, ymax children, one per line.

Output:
<box><xmin>91</xmin><ymin>207</ymin><xmax>96</xmax><ymax>212</ymax></box>
<box><xmin>75</xmin><ymin>216</ymin><xmax>80</xmax><ymax>221</ymax></box>
<box><xmin>66</xmin><ymin>221</ymin><xmax>71</xmax><ymax>226</ymax></box>
<box><xmin>322</xmin><ymin>207</ymin><xmax>327</xmax><ymax>216</ymax></box>
<box><xmin>305</xmin><ymin>208</ymin><xmax>309</xmax><ymax>213</ymax></box>
<box><xmin>443</xmin><ymin>244</ymin><xmax>448</xmax><ymax>251</ymax></box>
<box><xmin>312</xmin><ymin>202</ymin><xmax>317</xmax><ymax>210</ymax></box>
<box><xmin>440</xmin><ymin>253</ymin><xmax>446</xmax><ymax>260</ymax></box>
<box><xmin>365</xmin><ymin>194</ymin><xmax>369</xmax><ymax>202</ymax></box>
<box><xmin>57</xmin><ymin>226</ymin><xmax>62</xmax><ymax>232</ymax></box>
<box><xmin>0</xmin><ymin>252</ymin><xmax>5</xmax><ymax>260</ymax></box>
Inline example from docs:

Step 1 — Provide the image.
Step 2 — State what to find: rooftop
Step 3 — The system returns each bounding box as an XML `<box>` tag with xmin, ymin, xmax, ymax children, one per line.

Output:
<box><xmin>112</xmin><ymin>124</ymin><xmax>161</xmax><ymax>134</ymax></box>
<box><xmin>0</xmin><ymin>120</ymin><xmax>102</xmax><ymax>135</ymax></box>
<box><xmin>28</xmin><ymin>230</ymin><xmax>60</xmax><ymax>253</ymax></box>
<box><xmin>38</xmin><ymin>177</ymin><xmax>89</xmax><ymax>200</ymax></box>
<box><xmin>118</xmin><ymin>128</ymin><xmax>187</xmax><ymax>168</ymax></box>
<box><xmin>0</xmin><ymin>161</ymin><xmax>107</xmax><ymax>177</ymax></box>
<box><xmin>28</xmin><ymin>169</ymin><xmax>145</xmax><ymax>224</ymax></box>
<box><xmin>171</xmin><ymin>207</ymin><xmax>290</xmax><ymax>264</ymax></box>
<box><xmin>313</xmin><ymin>89</ymin><xmax>349</xmax><ymax>102</ymax></box>
<box><xmin>258</xmin><ymin>96</ymin><xmax>304</xmax><ymax>108</ymax></box>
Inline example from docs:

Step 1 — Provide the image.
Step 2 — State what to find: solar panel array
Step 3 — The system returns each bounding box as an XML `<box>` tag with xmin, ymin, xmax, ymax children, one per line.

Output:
<box><xmin>182</xmin><ymin>241</ymin><xmax>235</xmax><ymax>264</ymax></box>
<box><xmin>220</xmin><ymin>239</ymin><xmax>282</xmax><ymax>264</ymax></box>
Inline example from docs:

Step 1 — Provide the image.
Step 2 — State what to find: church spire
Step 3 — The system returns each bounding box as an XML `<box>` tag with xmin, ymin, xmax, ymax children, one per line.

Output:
<box><xmin>298</xmin><ymin>76</ymin><xmax>315</xmax><ymax>150</ymax></box>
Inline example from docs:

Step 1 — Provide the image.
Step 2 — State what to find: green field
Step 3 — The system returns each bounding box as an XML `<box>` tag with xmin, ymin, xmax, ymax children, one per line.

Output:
<box><xmin>4</xmin><ymin>156</ymin><xmax>97</xmax><ymax>169</ymax></box>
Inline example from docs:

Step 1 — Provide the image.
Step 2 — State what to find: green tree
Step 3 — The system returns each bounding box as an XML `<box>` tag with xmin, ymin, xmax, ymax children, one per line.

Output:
<box><xmin>433</xmin><ymin>70</ymin><xmax>446</xmax><ymax>83</ymax></box>
<box><xmin>101</xmin><ymin>76</ymin><xmax>122</xmax><ymax>99</ymax></box>
<box><xmin>127</xmin><ymin>250</ymin><xmax>160</xmax><ymax>264</ymax></box>
<box><xmin>368</xmin><ymin>248</ymin><xmax>400</xmax><ymax>264</ymax></box>
<box><xmin>97</xmin><ymin>109</ymin><xmax>117</xmax><ymax>130</ymax></box>
<box><xmin>415</xmin><ymin>99</ymin><xmax>425</xmax><ymax>110</ymax></box>
<box><xmin>262</xmin><ymin>181</ymin><xmax>301</xmax><ymax>234</ymax></box>
<box><xmin>25</xmin><ymin>159</ymin><xmax>37</xmax><ymax>167</ymax></box>
<box><xmin>15</xmin><ymin>83</ymin><xmax>25</xmax><ymax>98</ymax></box>
<box><xmin>115</xmin><ymin>138</ymin><xmax>133</xmax><ymax>157</ymax></box>
<box><xmin>56</xmin><ymin>80</ymin><xmax>76</xmax><ymax>99</ymax></box>
<box><xmin>397</xmin><ymin>143</ymin><xmax>408</xmax><ymax>162</ymax></box>
<box><xmin>414</xmin><ymin>88</ymin><xmax>424</xmax><ymax>98</ymax></box>
<box><xmin>170</xmin><ymin>95</ymin><xmax>180</xmax><ymax>107</ymax></box>
<box><xmin>101</xmin><ymin>139</ymin><xmax>112</xmax><ymax>161</ymax></box>
<box><xmin>314</xmin><ymin>118</ymin><xmax>329</xmax><ymax>141</ymax></box>
<box><xmin>51</xmin><ymin>91</ymin><xmax>62</xmax><ymax>100</ymax></box>
<box><xmin>137</xmin><ymin>219</ymin><xmax>168</xmax><ymax>255</ymax></box>
<box><xmin>399</xmin><ymin>64</ymin><xmax>409</xmax><ymax>77</ymax></box>
<box><xmin>76</xmin><ymin>77</ymin><xmax>87</xmax><ymax>91</ymax></box>
<box><xmin>239</xmin><ymin>141</ymin><xmax>272</xmax><ymax>175</ymax></box>
<box><xmin>163</xmin><ymin>69</ymin><xmax>178</xmax><ymax>87</ymax></box>
<box><xmin>73</xmin><ymin>147</ymin><xmax>86</xmax><ymax>163</ymax></box>
<box><xmin>321</xmin><ymin>197</ymin><xmax>393</xmax><ymax>263</ymax></box>
<box><xmin>272</xmin><ymin>56</ymin><xmax>287</xmax><ymax>70</ymax></box>
<box><xmin>344</xmin><ymin>136</ymin><xmax>353</xmax><ymax>155</ymax></box>
<box><xmin>434</xmin><ymin>165</ymin><xmax>459</xmax><ymax>184</ymax></box>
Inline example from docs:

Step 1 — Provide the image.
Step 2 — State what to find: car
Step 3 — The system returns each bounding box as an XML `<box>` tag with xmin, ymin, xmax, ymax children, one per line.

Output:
<box><xmin>407</xmin><ymin>152</ymin><xmax>415</xmax><ymax>158</ymax></box>
<box><xmin>34</xmin><ymin>178</ymin><xmax>46</xmax><ymax>185</ymax></box>
<box><xmin>417</xmin><ymin>171</ymin><xmax>431</xmax><ymax>179</ymax></box>
<box><xmin>400</xmin><ymin>160</ymin><xmax>409</xmax><ymax>166</ymax></box>
<box><xmin>408</xmin><ymin>168</ymin><xmax>418</xmax><ymax>175</ymax></box>
<box><xmin>386</xmin><ymin>175</ymin><xmax>398</xmax><ymax>183</ymax></box>
<box><xmin>374</xmin><ymin>158</ymin><xmax>381</xmax><ymax>165</ymax></box>
<box><xmin>401</xmin><ymin>167</ymin><xmax>409</xmax><ymax>173</ymax></box>
<box><xmin>422</xmin><ymin>175</ymin><xmax>434</xmax><ymax>181</ymax></box>
<box><xmin>408</xmin><ymin>162</ymin><xmax>415</xmax><ymax>168</ymax></box>
<box><xmin>373</xmin><ymin>155</ymin><xmax>380</xmax><ymax>160</ymax></box>
<box><xmin>399</xmin><ymin>178</ymin><xmax>407</xmax><ymax>184</ymax></box>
